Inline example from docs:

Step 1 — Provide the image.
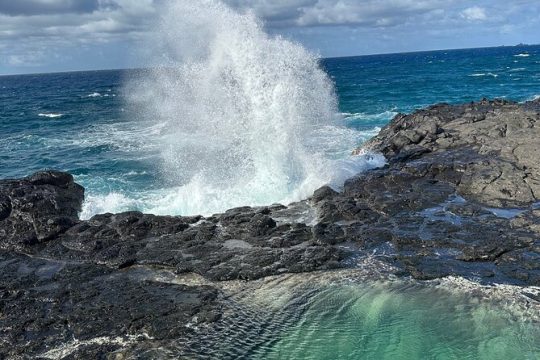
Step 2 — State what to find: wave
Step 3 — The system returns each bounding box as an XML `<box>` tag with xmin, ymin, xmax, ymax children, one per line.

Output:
<box><xmin>79</xmin><ymin>151</ymin><xmax>386</xmax><ymax>219</ymax></box>
<box><xmin>517</xmin><ymin>94</ymin><xmax>540</xmax><ymax>104</ymax></box>
<box><xmin>468</xmin><ymin>73</ymin><xmax>498</xmax><ymax>78</ymax></box>
<box><xmin>124</xmin><ymin>170</ymin><xmax>149</xmax><ymax>176</ymax></box>
<box><xmin>77</xmin><ymin>119</ymin><xmax>386</xmax><ymax>219</ymax></box>
<box><xmin>87</xmin><ymin>92</ymin><xmax>116</xmax><ymax>98</ymax></box>
<box><xmin>38</xmin><ymin>113</ymin><xmax>63</xmax><ymax>118</ymax></box>
<box><xmin>342</xmin><ymin>111</ymin><xmax>398</xmax><ymax>122</ymax></box>
<box><xmin>80</xmin><ymin>193</ymin><xmax>139</xmax><ymax>219</ymax></box>
<box><xmin>119</xmin><ymin>0</ymin><xmax>386</xmax><ymax>217</ymax></box>
<box><xmin>64</xmin><ymin>121</ymin><xmax>165</xmax><ymax>153</ymax></box>
<box><xmin>514</xmin><ymin>53</ymin><xmax>530</xmax><ymax>57</ymax></box>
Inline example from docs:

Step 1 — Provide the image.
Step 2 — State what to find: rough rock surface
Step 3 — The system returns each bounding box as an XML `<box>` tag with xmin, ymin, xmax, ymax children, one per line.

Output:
<box><xmin>341</xmin><ymin>98</ymin><xmax>540</xmax><ymax>284</ymax></box>
<box><xmin>363</xmin><ymin>98</ymin><xmax>540</xmax><ymax>207</ymax></box>
<box><xmin>1</xmin><ymin>99</ymin><xmax>539</xmax><ymax>358</ymax></box>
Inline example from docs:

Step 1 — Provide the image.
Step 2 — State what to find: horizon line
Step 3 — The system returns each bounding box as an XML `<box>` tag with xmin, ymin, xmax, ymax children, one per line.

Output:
<box><xmin>1</xmin><ymin>43</ymin><xmax>538</xmax><ymax>77</ymax></box>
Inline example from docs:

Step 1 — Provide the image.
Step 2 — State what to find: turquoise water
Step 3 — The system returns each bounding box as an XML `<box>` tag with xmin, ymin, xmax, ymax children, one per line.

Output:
<box><xmin>261</xmin><ymin>283</ymin><xmax>539</xmax><ymax>359</ymax></box>
<box><xmin>175</xmin><ymin>274</ymin><xmax>539</xmax><ymax>359</ymax></box>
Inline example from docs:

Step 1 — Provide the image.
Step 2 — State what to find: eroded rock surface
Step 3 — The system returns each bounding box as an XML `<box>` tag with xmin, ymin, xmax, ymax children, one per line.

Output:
<box><xmin>1</xmin><ymin>99</ymin><xmax>539</xmax><ymax>358</ymax></box>
<box><xmin>343</xmin><ymin>98</ymin><xmax>540</xmax><ymax>283</ymax></box>
<box><xmin>363</xmin><ymin>98</ymin><xmax>540</xmax><ymax>207</ymax></box>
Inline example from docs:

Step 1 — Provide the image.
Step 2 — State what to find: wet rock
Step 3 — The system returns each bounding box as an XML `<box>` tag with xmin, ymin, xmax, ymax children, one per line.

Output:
<box><xmin>496</xmin><ymin>249</ymin><xmax>540</xmax><ymax>284</ymax></box>
<box><xmin>313</xmin><ymin>222</ymin><xmax>345</xmax><ymax>245</ymax></box>
<box><xmin>0</xmin><ymin>252</ymin><xmax>221</xmax><ymax>359</ymax></box>
<box><xmin>311</xmin><ymin>185</ymin><xmax>338</xmax><ymax>203</ymax></box>
<box><xmin>344</xmin><ymin>98</ymin><xmax>540</xmax><ymax>284</ymax></box>
<box><xmin>0</xmin><ymin>171</ymin><xmax>84</xmax><ymax>250</ymax></box>
<box><xmin>364</xmin><ymin>99</ymin><xmax>540</xmax><ymax>207</ymax></box>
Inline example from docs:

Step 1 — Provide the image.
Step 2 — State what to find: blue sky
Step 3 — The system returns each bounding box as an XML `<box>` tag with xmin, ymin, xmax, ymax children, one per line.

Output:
<box><xmin>0</xmin><ymin>0</ymin><xmax>539</xmax><ymax>75</ymax></box>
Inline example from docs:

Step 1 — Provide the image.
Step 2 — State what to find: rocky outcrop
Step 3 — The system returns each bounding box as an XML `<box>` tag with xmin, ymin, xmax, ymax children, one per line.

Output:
<box><xmin>0</xmin><ymin>171</ymin><xmax>83</xmax><ymax>250</ymax></box>
<box><xmin>0</xmin><ymin>252</ymin><xmax>221</xmax><ymax>359</ymax></box>
<box><xmin>341</xmin><ymin>98</ymin><xmax>540</xmax><ymax>283</ymax></box>
<box><xmin>362</xmin><ymin>98</ymin><xmax>540</xmax><ymax>207</ymax></box>
<box><xmin>1</xmin><ymin>99</ymin><xmax>539</xmax><ymax>358</ymax></box>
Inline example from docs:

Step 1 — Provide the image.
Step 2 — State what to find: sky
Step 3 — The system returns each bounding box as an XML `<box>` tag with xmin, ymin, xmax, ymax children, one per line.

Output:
<box><xmin>0</xmin><ymin>0</ymin><xmax>539</xmax><ymax>75</ymax></box>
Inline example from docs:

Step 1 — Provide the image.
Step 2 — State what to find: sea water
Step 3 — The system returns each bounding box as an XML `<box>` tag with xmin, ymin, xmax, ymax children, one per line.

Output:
<box><xmin>145</xmin><ymin>270</ymin><xmax>540</xmax><ymax>359</ymax></box>
<box><xmin>1</xmin><ymin>3</ymin><xmax>540</xmax><ymax>218</ymax></box>
<box><xmin>122</xmin><ymin>0</ymin><xmax>386</xmax><ymax>217</ymax></box>
<box><xmin>1</xmin><ymin>46</ymin><xmax>539</xmax><ymax>217</ymax></box>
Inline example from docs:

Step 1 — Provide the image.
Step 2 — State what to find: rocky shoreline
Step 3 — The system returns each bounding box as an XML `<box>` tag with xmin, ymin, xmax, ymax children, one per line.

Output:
<box><xmin>1</xmin><ymin>99</ymin><xmax>539</xmax><ymax>358</ymax></box>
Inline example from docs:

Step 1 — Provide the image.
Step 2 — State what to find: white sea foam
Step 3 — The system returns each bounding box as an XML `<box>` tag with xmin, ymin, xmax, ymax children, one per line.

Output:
<box><xmin>87</xmin><ymin>92</ymin><xmax>102</xmax><ymax>97</ymax></box>
<box><xmin>67</xmin><ymin>121</ymin><xmax>164</xmax><ymax>153</ymax></box>
<box><xmin>519</xmin><ymin>94</ymin><xmax>540</xmax><ymax>104</ymax></box>
<box><xmin>514</xmin><ymin>53</ymin><xmax>530</xmax><ymax>57</ymax></box>
<box><xmin>125</xmin><ymin>170</ymin><xmax>149</xmax><ymax>176</ymax></box>
<box><xmin>38</xmin><ymin>113</ymin><xmax>63</xmax><ymax>118</ymax></box>
<box><xmin>80</xmin><ymin>149</ymin><xmax>385</xmax><ymax>219</ymax></box>
<box><xmin>80</xmin><ymin>192</ymin><xmax>139</xmax><ymax>219</ymax></box>
<box><xmin>39</xmin><ymin>334</ymin><xmax>153</xmax><ymax>359</ymax></box>
<box><xmin>342</xmin><ymin>111</ymin><xmax>398</xmax><ymax>122</ymax></box>
<box><xmin>468</xmin><ymin>73</ymin><xmax>498</xmax><ymax>78</ymax></box>
<box><xmin>109</xmin><ymin>0</ymin><xmax>385</xmax><ymax>218</ymax></box>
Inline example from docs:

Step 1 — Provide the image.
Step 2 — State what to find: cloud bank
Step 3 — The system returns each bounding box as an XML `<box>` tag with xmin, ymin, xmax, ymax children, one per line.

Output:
<box><xmin>0</xmin><ymin>0</ymin><xmax>539</xmax><ymax>74</ymax></box>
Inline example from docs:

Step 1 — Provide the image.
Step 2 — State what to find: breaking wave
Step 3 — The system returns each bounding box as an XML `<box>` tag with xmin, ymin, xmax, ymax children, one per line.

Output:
<box><xmin>38</xmin><ymin>113</ymin><xmax>63</xmax><ymax>118</ymax></box>
<box><xmin>83</xmin><ymin>0</ymin><xmax>384</xmax><ymax>218</ymax></box>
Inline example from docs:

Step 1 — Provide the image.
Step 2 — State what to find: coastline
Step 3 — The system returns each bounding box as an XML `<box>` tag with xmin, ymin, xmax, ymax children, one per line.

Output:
<box><xmin>1</xmin><ymin>98</ymin><xmax>539</xmax><ymax>357</ymax></box>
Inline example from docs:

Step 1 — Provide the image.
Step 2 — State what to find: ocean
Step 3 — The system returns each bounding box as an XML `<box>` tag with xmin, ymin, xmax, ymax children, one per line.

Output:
<box><xmin>1</xmin><ymin>45</ymin><xmax>539</xmax><ymax>219</ymax></box>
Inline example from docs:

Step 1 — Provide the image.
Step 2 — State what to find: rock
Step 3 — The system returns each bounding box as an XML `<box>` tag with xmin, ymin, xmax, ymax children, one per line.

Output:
<box><xmin>27</xmin><ymin>170</ymin><xmax>75</xmax><ymax>187</ymax></box>
<box><xmin>0</xmin><ymin>252</ymin><xmax>221</xmax><ymax>359</ymax></box>
<box><xmin>313</xmin><ymin>222</ymin><xmax>345</xmax><ymax>245</ymax></box>
<box><xmin>363</xmin><ymin>99</ymin><xmax>540</xmax><ymax>207</ymax></box>
<box><xmin>311</xmin><ymin>185</ymin><xmax>338</xmax><ymax>203</ymax></box>
<box><xmin>0</xmin><ymin>170</ymin><xmax>84</xmax><ymax>250</ymax></box>
<box><xmin>342</xmin><ymin>98</ymin><xmax>539</xmax><ymax>284</ymax></box>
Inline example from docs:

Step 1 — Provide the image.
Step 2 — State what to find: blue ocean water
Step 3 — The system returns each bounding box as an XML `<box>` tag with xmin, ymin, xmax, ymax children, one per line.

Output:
<box><xmin>1</xmin><ymin>45</ymin><xmax>539</xmax><ymax>217</ymax></box>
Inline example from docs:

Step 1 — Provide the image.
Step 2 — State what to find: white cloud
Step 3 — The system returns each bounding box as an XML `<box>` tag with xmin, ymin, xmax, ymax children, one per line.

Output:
<box><xmin>0</xmin><ymin>0</ymin><xmax>99</xmax><ymax>16</ymax></box>
<box><xmin>227</xmin><ymin>0</ymin><xmax>460</xmax><ymax>28</ymax></box>
<box><xmin>460</xmin><ymin>6</ymin><xmax>487</xmax><ymax>21</ymax></box>
<box><xmin>0</xmin><ymin>0</ymin><xmax>539</xmax><ymax>72</ymax></box>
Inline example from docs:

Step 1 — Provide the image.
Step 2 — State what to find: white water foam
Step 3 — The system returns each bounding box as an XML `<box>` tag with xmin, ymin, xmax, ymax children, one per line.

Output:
<box><xmin>342</xmin><ymin>110</ymin><xmax>398</xmax><ymax>123</ymax></box>
<box><xmin>82</xmin><ymin>0</ymin><xmax>385</xmax><ymax>218</ymax></box>
<box><xmin>39</xmin><ymin>334</ymin><xmax>153</xmax><ymax>359</ymax></box>
<box><xmin>514</xmin><ymin>53</ymin><xmax>530</xmax><ymax>57</ymax></box>
<box><xmin>38</xmin><ymin>113</ymin><xmax>63</xmax><ymax>118</ymax></box>
<box><xmin>468</xmin><ymin>73</ymin><xmax>498</xmax><ymax>78</ymax></box>
<box><xmin>80</xmin><ymin>192</ymin><xmax>139</xmax><ymax>219</ymax></box>
<box><xmin>519</xmin><ymin>94</ymin><xmax>540</xmax><ymax>104</ymax></box>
